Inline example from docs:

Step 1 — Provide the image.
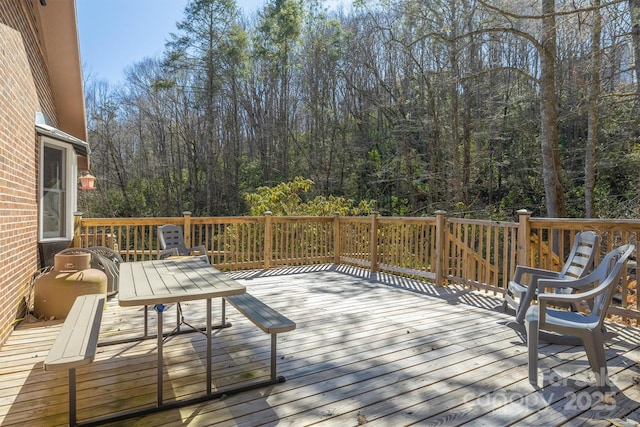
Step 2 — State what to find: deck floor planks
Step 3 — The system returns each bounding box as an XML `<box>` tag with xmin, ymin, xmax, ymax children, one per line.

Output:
<box><xmin>155</xmin><ymin>316</ymin><xmax>536</xmax><ymax>422</ymax></box>
<box><xmin>1</xmin><ymin>265</ymin><xmax>640</xmax><ymax>426</ymax></box>
<box><xmin>135</xmin><ymin>294</ymin><xmax>544</xmax><ymax>424</ymax></box>
<box><xmin>258</xmin><ymin>341</ymin><xmax>522</xmax><ymax>425</ymax></box>
<box><xmin>0</xmin><ymin>278</ymin><xmax>568</xmax><ymax>424</ymax></box>
<box><xmin>263</xmin><ymin>318</ymin><xmax>568</xmax><ymax>426</ymax></box>
<box><xmin>512</xmin><ymin>345</ymin><xmax>640</xmax><ymax>426</ymax></box>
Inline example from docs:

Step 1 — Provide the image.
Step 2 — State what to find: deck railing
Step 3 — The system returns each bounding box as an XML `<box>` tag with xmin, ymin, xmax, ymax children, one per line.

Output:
<box><xmin>73</xmin><ymin>209</ymin><xmax>640</xmax><ymax>323</ymax></box>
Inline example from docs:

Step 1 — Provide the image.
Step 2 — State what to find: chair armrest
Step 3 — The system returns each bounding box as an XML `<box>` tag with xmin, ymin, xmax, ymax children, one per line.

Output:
<box><xmin>538</xmin><ymin>291</ymin><xmax>583</xmax><ymax>306</ymax></box>
<box><xmin>537</xmin><ymin>283</ymin><xmax>609</xmax><ymax>323</ymax></box>
<box><xmin>513</xmin><ymin>265</ymin><xmax>562</xmax><ymax>285</ymax></box>
<box><xmin>159</xmin><ymin>248</ymin><xmax>179</xmax><ymax>259</ymax></box>
<box><xmin>536</xmin><ymin>272</ymin><xmax>596</xmax><ymax>293</ymax></box>
<box><xmin>188</xmin><ymin>245</ymin><xmax>207</xmax><ymax>257</ymax></box>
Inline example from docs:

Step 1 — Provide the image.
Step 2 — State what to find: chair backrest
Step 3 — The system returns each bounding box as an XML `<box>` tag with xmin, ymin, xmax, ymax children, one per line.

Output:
<box><xmin>158</xmin><ymin>224</ymin><xmax>190</xmax><ymax>255</ymax></box>
<box><xmin>558</xmin><ymin>231</ymin><xmax>599</xmax><ymax>280</ymax></box>
<box><xmin>590</xmin><ymin>243</ymin><xmax>635</xmax><ymax>322</ymax></box>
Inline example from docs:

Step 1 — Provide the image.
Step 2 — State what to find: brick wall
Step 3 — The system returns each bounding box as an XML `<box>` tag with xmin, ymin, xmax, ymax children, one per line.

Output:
<box><xmin>0</xmin><ymin>0</ymin><xmax>57</xmax><ymax>346</ymax></box>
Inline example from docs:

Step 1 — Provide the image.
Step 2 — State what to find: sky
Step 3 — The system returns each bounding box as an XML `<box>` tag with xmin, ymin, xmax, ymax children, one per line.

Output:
<box><xmin>76</xmin><ymin>0</ymin><xmax>350</xmax><ymax>86</ymax></box>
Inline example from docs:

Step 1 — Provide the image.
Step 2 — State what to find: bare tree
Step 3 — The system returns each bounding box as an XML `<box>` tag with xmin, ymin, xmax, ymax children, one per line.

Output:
<box><xmin>585</xmin><ymin>0</ymin><xmax>602</xmax><ymax>218</ymax></box>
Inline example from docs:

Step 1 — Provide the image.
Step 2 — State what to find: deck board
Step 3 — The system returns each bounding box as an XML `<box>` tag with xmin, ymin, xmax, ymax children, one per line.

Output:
<box><xmin>1</xmin><ymin>264</ymin><xmax>640</xmax><ymax>426</ymax></box>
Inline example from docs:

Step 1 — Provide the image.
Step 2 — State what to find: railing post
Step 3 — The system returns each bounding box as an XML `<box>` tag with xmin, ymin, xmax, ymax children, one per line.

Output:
<box><xmin>517</xmin><ymin>209</ymin><xmax>532</xmax><ymax>267</ymax></box>
<box><xmin>370</xmin><ymin>212</ymin><xmax>379</xmax><ymax>272</ymax></box>
<box><xmin>183</xmin><ymin>211</ymin><xmax>192</xmax><ymax>247</ymax></box>
<box><xmin>435</xmin><ymin>210</ymin><xmax>447</xmax><ymax>287</ymax></box>
<box><xmin>73</xmin><ymin>211</ymin><xmax>83</xmax><ymax>248</ymax></box>
<box><xmin>264</xmin><ymin>211</ymin><xmax>272</xmax><ymax>270</ymax></box>
<box><xmin>333</xmin><ymin>212</ymin><xmax>341</xmax><ymax>265</ymax></box>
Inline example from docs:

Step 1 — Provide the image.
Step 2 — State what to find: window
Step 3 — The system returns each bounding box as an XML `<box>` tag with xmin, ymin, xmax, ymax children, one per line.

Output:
<box><xmin>40</xmin><ymin>140</ymin><xmax>76</xmax><ymax>240</ymax></box>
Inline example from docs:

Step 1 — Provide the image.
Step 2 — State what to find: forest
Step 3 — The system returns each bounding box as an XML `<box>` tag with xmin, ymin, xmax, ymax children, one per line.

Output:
<box><xmin>81</xmin><ymin>0</ymin><xmax>640</xmax><ymax>220</ymax></box>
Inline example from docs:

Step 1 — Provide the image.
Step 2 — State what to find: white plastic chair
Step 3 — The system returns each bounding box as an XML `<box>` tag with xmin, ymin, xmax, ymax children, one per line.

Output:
<box><xmin>503</xmin><ymin>231</ymin><xmax>599</xmax><ymax>336</ymax></box>
<box><xmin>158</xmin><ymin>224</ymin><xmax>207</xmax><ymax>260</ymax></box>
<box><xmin>526</xmin><ymin>243</ymin><xmax>634</xmax><ymax>389</ymax></box>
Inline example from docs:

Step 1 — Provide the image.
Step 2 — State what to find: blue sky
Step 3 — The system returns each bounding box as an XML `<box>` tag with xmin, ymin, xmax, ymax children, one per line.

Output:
<box><xmin>76</xmin><ymin>0</ymin><xmax>350</xmax><ymax>86</ymax></box>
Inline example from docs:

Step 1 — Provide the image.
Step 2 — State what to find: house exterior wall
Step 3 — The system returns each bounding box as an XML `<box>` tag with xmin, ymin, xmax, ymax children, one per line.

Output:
<box><xmin>0</xmin><ymin>0</ymin><xmax>58</xmax><ymax>346</ymax></box>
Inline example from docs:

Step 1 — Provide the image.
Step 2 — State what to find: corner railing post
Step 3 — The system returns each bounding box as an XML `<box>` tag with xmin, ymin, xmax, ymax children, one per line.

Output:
<box><xmin>435</xmin><ymin>210</ymin><xmax>447</xmax><ymax>287</ymax></box>
<box><xmin>517</xmin><ymin>209</ymin><xmax>532</xmax><ymax>267</ymax></box>
<box><xmin>183</xmin><ymin>211</ymin><xmax>192</xmax><ymax>247</ymax></box>
<box><xmin>333</xmin><ymin>212</ymin><xmax>341</xmax><ymax>265</ymax></box>
<box><xmin>264</xmin><ymin>211</ymin><xmax>272</xmax><ymax>270</ymax></box>
<box><xmin>370</xmin><ymin>212</ymin><xmax>379</xmax><ymax>272</ymax></box>
<box><xmin>73</xmin><ymin>211</ymin><xmax>83</xmax><ymax>248</ymax></box>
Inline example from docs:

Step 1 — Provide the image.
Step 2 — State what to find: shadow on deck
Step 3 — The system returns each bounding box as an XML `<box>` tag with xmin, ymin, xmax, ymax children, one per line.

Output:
<box><xmin>2</xmin><ymin>265</ymin><xmax>640</xmax><ymax>426</ymax></box>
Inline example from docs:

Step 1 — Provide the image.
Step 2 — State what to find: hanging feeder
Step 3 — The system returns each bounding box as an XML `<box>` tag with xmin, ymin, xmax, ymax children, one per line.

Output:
<box><xmin>79</xmin><ymin>172</ymin><xmax>96</xmax><ymax>190</ymax></box>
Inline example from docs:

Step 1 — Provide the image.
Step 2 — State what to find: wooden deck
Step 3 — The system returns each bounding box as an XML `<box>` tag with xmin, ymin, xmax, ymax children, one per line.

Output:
<box><xmin>2</xmin><ymin>265</ymin><xmax>640</xmax><ymax>426</ymax></box>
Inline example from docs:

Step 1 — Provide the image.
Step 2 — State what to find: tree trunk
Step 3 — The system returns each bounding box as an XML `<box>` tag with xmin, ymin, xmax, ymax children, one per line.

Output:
<box><xmin>539</xmin><ymin>0</ymin><xmax>566</xmax><ymax>218</ymax></box>
<box><xmin>585</xmin><ymin>0</ymin><xmax>602</xmax><ymax>218</ymax></box>
<box><xmin>630</xmin><ymin>0</ymin><xmax>640</xmax><ymax>214</ymax></box>
<box><xmin>631</xmin><ymin>0</ymin><xmax>640</xmax><ymax>100</ymax></box>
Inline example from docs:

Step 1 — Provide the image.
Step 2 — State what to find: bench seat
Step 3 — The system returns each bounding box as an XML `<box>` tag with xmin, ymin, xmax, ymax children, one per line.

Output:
<box><xmin>44</xmin><ymin>294</ymin><xmax>105</xmax><ymax>426</ymax></box>
<box><xmin>224</xmin><ymin>292</ymin><xmax>295</xmax><ymax>382</ymax></box>
<box><xmin>225</xmin><ymin>293</ymin><xmax>296</xmax><ymax>334</ymax></box>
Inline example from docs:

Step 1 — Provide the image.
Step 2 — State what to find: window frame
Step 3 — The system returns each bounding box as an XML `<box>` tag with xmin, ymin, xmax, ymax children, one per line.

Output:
<box><xmin>39</xmin><ymin>137</ymin><xmax>78</xmax><ymax>242</ymax></box>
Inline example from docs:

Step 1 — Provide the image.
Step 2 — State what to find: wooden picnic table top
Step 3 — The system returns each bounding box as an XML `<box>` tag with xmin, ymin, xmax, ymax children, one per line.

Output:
<box><xmin>118</xmin><ymin>257</ymin><xmax>246</xmax><ymax>307</ymax></box>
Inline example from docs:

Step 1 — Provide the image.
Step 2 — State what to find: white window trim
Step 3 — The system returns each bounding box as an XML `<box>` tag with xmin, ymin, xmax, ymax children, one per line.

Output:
<box><xmin>39</xmin><ymin>136</ymin><xmax>78</xmax><ymax>242</ymax></box>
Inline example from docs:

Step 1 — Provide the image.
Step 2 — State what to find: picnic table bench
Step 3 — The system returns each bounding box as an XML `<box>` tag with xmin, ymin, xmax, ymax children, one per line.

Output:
<box><xmin>43</xmin><ymin>294</ymin><xmax>105</xmax><ymax>427</ymax></box>
<box><xmin>224</xmin><ymin>293</ymin><xmax>296</xmax><ymax>382</ymax></box>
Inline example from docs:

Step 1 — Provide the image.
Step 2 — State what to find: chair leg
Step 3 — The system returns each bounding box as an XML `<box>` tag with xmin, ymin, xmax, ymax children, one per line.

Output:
<box><xmin>503</xmin><ymin>286</ymin><xmax>519</xmax><ymax>313</ymax></box>
<box><xmin>497</xmin><ymin>299</ymin><xmax>509</xmax><ymax>313</ymax></box>
<box><xmin>527</xmin><ymin>318</ymin><xmax>539</xmax><ymax>386</ymax></box>
<box><xmin>505</xmin><ymin>318</ymin><xmax>527</xmax><ymax>337</ymax></box>
<box><xmin>515</xmin><ymin>285</ymin><xmax>536</xmax><ymax>324</ymax></box>
<box><xmin>583</xmin><ymin>332</ymin><xmax>609</xmax><ymax>389</ymax></box>
<box><xmin>505</xmin><ymin>285</ymin><xmax>537</xmax><ymax>341</ymax></box>
<box><xmin>494</xmin><ymin>299</ymin><xmax>515</xmax><ymax>315</ymax></box>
